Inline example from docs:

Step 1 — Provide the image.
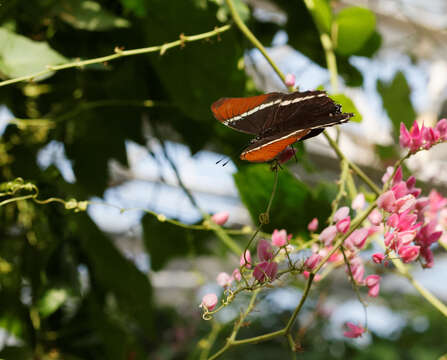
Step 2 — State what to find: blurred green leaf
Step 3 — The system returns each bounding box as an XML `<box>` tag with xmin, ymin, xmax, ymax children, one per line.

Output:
<box><xmin>120</xmin><ymin>0</ymin><xmax>148</xmax><ymax>17</ymax></box>
<box><xmin>37</xmin><ymin>288</ymin><xmax>69</xmax><ymax>318</ymax></box>
<box><xmin>75</xmin><ymin>214</ymin><xmax>154</xmax><ymax>335</ymax></box>
<box><xmin>0</xmin><ymin>346</ymin><xmax>32</xmax><ymax>360</ymax></box>
<box><xmin>377</xmin><ymin>71</ymin><xmax>415</xmax><ymax>139</ymax></box>
<box><xmin>304</xmin><ymin>0</ymin><xmax>332</xmax><ymax>34</ymax></box>
<box><xmin>329</xmin><ymin>93</ymin><xmax>362</xmax><ymax>122</ymax></box>
<box><xmin>58</xmin><ymin>0</ymin><xmax>130</xmax><ymax>31</ymax></box>
<box><xmin>142</xmin><ymin>1</ymin><xmax>246</xmax><ymax>124</ymax></box>
<box><xmin>355</xmin><ymin>30</ymin><xmax>382</xmax><ymax>57</ymax></box>
<box><xmin>334</xmin><ymin>7</ymin><xmax>376</xmax><ymax>56</ymax></box>
<box><xmin>233</xmin><ymin>166</ymin><xmax>335</xmax><ymax>234</ymax></box>
<box><xmin>0</xmin><ymin>28</ymin><xmax>67</xmax><ymax>80</ymax></box>
<box><xmin>142</xmin><ymin>215</ymin><xmax>211</xmax><ymax>271</ymax></box>
<box><xmin>375</xmin><ymin>144</ymin><xmax>399</xmax><ymax>162</ymax></box>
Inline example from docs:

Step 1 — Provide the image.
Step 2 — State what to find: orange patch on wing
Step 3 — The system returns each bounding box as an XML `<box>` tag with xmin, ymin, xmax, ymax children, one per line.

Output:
<box><xmin>211</xmin><ymin>94</ymin><xmax>272</xmax><ymax>122</ymax></box>
<box><xmin>240</xmin><ymin>130</ymin><xmax>310</xmax><ymax>162</ymax></box>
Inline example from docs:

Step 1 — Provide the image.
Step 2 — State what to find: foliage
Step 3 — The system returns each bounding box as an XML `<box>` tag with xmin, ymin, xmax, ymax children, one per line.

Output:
<box><xmin>0</xmin><ymin>0</ymin><xmax>446</xmax><ymax>359</ymax></box>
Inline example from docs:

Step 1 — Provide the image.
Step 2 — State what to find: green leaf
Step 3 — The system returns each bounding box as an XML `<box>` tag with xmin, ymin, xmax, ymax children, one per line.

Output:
<box><xmin>37</xmin><ymin>288</ymin><xmax>69</xmax><ymax>318</ymax></box>
<box><xmin>334</xmin><ymin>7</ymin><xmax>376</xmax><ymax>56</ymax></box>
<box><xmin>75</xmin><ymin>214</ymin><xmax>154</xmax><ymax>335</ymax></box>
<box><xmin>142</xmin><ymin>0</ymin><xmax>246</xmax><ymax>124</ymax></box>
<box><xmin>142</xmin><ymin>215</ymin><xmax>211</xmax><ymax>271</ymax></box>
<box><xmin>120</xmin><ymin>0</ymin><xmax>148</xmax><ymax>17</ymax></box>
<box><xmin>375</xmin><ymin>144</ymin><xmax>399</xmax><ymax>161</ymax></box>
<box><xmin>304</xmin><ymin>0</ymin><xmax>332</xmax><ymax>34</ymax></box>
<box><xmin>0</xmin><ymin>28</ymin><xmax>67</xmax><ymax>80</ymax></box>
<box><xmin>329</xmin><ymin>93</ymin><xmax>362</xmax><ymax>122</ymax></box>
<box><xmin>58</xmin><ymin>0</ymin><xmax>130</xmax><ymax>31</ymax></box>
<box><xmin>377</xmin><ymin>71</ymin><xmax>415</xmax><ymax>140</ymax></box>
<box><xmin>233</xmin><ymin>166</ymin><xmax>335</xmax><ymax>234</ymax></box>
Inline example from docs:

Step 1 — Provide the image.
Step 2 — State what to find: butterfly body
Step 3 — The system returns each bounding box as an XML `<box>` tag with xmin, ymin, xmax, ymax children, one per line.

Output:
<box><xmin>211</xmin><ymin>90</ymin><xmax>353</xmax><ymax>162</ymax></box>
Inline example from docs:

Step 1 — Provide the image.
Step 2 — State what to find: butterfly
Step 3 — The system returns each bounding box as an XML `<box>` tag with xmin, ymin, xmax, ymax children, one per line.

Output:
<box><xmin>211</xmin><ymin>90</ymin><xmax>353</xmax><ymax>162</ymax></box>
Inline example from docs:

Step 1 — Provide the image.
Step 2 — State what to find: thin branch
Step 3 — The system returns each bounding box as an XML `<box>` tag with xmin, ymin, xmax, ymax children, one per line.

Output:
<box><xmin>0</xmin><ymin>25</ymin><xmax>232</xmax><ymax>88</ymax></box>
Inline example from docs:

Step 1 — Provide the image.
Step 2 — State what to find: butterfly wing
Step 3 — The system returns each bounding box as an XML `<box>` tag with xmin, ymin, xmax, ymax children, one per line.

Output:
<box><xmin>211</xmin><ymin>93</ymin><xmax>283</xmax><ymax>135</ymax></box>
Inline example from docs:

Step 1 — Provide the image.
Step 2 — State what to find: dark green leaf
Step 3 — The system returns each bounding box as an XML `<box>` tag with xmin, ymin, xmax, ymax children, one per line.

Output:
<box><xmin>377</xmin><ymin>71</ymin><xmax>415</xmax><ymax>139</ymax></box>
<box><xmin>233</xmin><ymin>165</ymin><xmax>335</xmax><ymax>234</ymax></box>
<box><xmin>334</xmin><ymin>7</ymin><xmax>376</xmax><ymax>56</ymax></box>
<box><xmin>75</xmin><ymin>214</ymin><xmax>154</xmax><ymax>335</ymax></box>
<box><xmin>142</xmin><ymin>215</ymin><xmax>211</xmax><ymax>271</ymax></box>
<box><xmin>57</xmin><ymin>0</ymin><xmax>130</xmax><ymax>31</ymax></box>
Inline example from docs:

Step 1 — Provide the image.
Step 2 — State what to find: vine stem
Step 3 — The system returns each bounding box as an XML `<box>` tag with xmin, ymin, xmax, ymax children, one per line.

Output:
<box><xmin>0</xmin><ymin>24</ymin><xmax>232</xmax><ymax>88</ymax></box>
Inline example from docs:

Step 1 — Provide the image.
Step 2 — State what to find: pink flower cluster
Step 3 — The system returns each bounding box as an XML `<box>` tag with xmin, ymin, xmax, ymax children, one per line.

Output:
<box><xmin>306</xmin><ymin>200</ymin><xmax>382</xmax><ymax>295</ymax></box>
<box><xmin>201</xmin><ymin>229</ymin><xmax>294</xmax><ymax>309</ymax></box>
<box><xmin>375</xmin><ymin>167</ymin><xmax>446</xmax><ymax>268</ymax></box>
<box><xmin>399</xmin><ymin>119</ymin><xmax>447</xmax><ymax>153</ymax></box>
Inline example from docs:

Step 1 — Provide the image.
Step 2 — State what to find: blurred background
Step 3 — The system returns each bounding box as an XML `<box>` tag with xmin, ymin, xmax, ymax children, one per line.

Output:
<box><xmin>0</xmin><ymin>0</ymin><xmax>446</xmax><ymax>359</ymax></box>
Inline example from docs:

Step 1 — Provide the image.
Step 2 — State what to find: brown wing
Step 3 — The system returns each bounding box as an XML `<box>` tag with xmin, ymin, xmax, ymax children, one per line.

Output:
<box><xmin>211</xmin><ymin>93</ymin><xmax>283</xmax><ymax>135</ymax></box>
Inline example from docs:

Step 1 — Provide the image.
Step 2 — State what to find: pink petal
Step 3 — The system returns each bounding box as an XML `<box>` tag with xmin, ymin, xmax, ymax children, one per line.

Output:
<box><xmin>368</xmin><ymin>209</ymin><xmax>382</xmax><ymax>226</ymax></box>
<box><xmin>352</xmin><ymin>193</ymin><xmax>365</xmax><ymax>211</ymax></box>
<box><xmin>343</xmin><ymin>322</ymin><xmax>365</xmax><ymax>338</ymax></box>
<box><xmin>201</xmin><ymin>293</ymin><xmax>218</xmax><ymax>311</ymax></box>
<box><xmin>285</xmin><ymin>73</ymin><xmax>296</xmax><ymax>87</ymax></box>
<box><xmin>272</xmin><ymin>229</ymin><xmax>288</xmax><ymax>247</ymax></box>
<box><xmin>308</xmin><ymin>217</ymin><xmax>319</xmax><ymax>232</ymax></box>
<box><xmin>372</xmin><ymin>253</ymin><xmax>385</xmax><ymax>264</ymax></box>
<box><xmin>336</xmin><ymin>217</ymin><xmax>351</xmax><ymax>234</ymax></box>
<box><xmin>211</xmin><ymin>211</ymin><xmax>229</xmax><ymax>225</ymax></box>
<box><xmin>240</xmin><ymin>250</ymin><xmax>252</xmax><ymax>268</ymax></box>
<box><xmin>257</xmin><ymin>239</ymin><xmax>274</xmax><ymax>261</ymax></box>
<box><xmin>319</xmin><ymin>225</ymin><xmax>337</xmax><ymax>246</ymax></box>
<box><xmin>377</xmin><ymin>191</ymin><xmax>396</xmax><ymax>212</ymax></box>
<box><xmin>334</xmin><ymin>206</ymin><xmax>350</xmax><ymax>222</ymax></box>
<box><xmin>399</xmin><ymin>123</ymin><xmax>412</xmax><ymax>148</ymax></box>
<box><xmin>216</xmin><ymin>272</ymin><xmax>232</xmax><ymax>287</ymax></box>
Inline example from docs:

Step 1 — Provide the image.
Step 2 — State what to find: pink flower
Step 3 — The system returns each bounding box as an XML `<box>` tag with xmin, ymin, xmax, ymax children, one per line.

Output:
<box><xmin>303</xmin><ymin>270</ymin><xmax>322</xmax><ymax>282</ymax></box>
<box><xmin>343</xmin><ymin>322</ymin><xmax>365</xmax><ymax>338</ymax></box>
<box><xmin>304</xmin><ymin>253</ymin><xmax>321</xmax><ymax>270</ymax></box>
<box><xmin>201</xmin><ymin>293</ymin><xmax>218</xmax><ymax>311</ymax></box>
<box><xmin>410</xmin><ymin>121</ymin><xmax>423</xmax><ymax>152</ymax></box>
<box><xmin>211</xmin><ymin>211</ymin><xmax>229</xmax><ymax>225</ymax></box>
<box><xmin>399</xmin><ymin>122</ymin><xmax>412</xmax><ymax>148</ymax></box>
<box><xmin>398</xmin><ymin>245</ymin><xmax>420</xmax><ymax>263</ymax></box>
<box><xmin>420</xmin><ymin>246</ymin><xmax>434</xmax><ymax>268</ymax></box>
<box><xmin>393</xmin><ymin>166</ymin><xmax>403</xmax><ymax>185</ymax></box>
<box><xmin>308</xmin><ymin>217</ymin><xmax>319</xmax><ymax>232</ymax></box>
<box><xmin>257</xmin><ymin>239</ymin><xmax>274</xmax><ymax>261</ymax></box>
<box><xmin>368</xmin><ymin>209</ymin><xmax>382</xmax><ymax>226</ymax></box>
<box><xmin>272</xmin><ymin>229</ymin><xmax>288</xmax><ymax>247</ymax></box>
<box><xmin>277</xmin><ymin>146</ymin><xmax>296</xmax><ymax>164</ymax></box>
<box><xmin>392</xmin><ymin>181</ymin><xmax>409</xmax><ymax>199</ymax></box>
<box><xmin>382</xmin><ymin>166</ymin><xmax>394</xmax><ymax>184</ymax></box>
<box><xmin>372</xmin><ymin>253</ymin><xmax>385</xmax><ymax>264</ymax></box>
<box><xmin>285</xmin><ymin>73</ymin><xmax>296</xmax><ymax>87</ymax></box>
<box><xmin>377</xmin><ymin>191</ymin><xmax>396</xmax><ymax>212</ymax></box>
<box><xmin>320</xmin><ymin>225</ymin><xmax>337</xmax><ymax>246</ymax></box>
<box><xmin>232</xmin><ymin>268</ymin><xmax>241</xmax><ymax>282</ymax></box>
<box><xmin>334</xmin><ymin>206</ymin><xmax>350</xmax><ymax>222</ymax></box>
<box><xmin>349</xmin><ymin>257</ymin><xmax>365</xmax><ymax>284</ymax></box>
<box><xmin>346</xmin><ymin>228</ymin><xmax>369</xmax><ymax>249</ymax></box>
<box><xmin>428</xmin><ymin>190</ymin><xmax>447</xmax><ymax>212</ymax></box>
<box><xmin>253</xmin><ymin>261</ymin><xmax>278</xmax><ymax>282</ymax></box>
<box><xmin>240</xmin><ymin>250</ymin><xmax>252</xmax><ymax>268</ymax></box>
<box><xmin>387</xmin><ymin>213</ymin><xmax>399</xmax><ymax>228</ymax></box>
<box><xmin>336</xmin><ymin>217</ymin><xmax>351</xmax><ymax>234</ymax></box>
<box><xmin>352</xmin><ymin>193</ymin><xmax>365</xmax><ymax>211</ymax></box>
<box><xmin>365</xmin><ymin>274</ymin><xmax>381</xmax><ymax>297</ymax></box>
<box><xmin>394</xmin><ymin>194</ymin><xmax>416</xmax><ymax>213</ymax></box>
<box><xmin>416</xmin><ymin>220</ymin><xmax>443</xmax><ymax>248</ymax></box>
<box><xmin>216</xmin><ymin>272</ymin><xmax>232</xmax><ymax>287</ymax></box>
<box><xmin>435</xmin><ymin>118</ymin><xmax>447</xmax><ymax>140</ymax></box>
